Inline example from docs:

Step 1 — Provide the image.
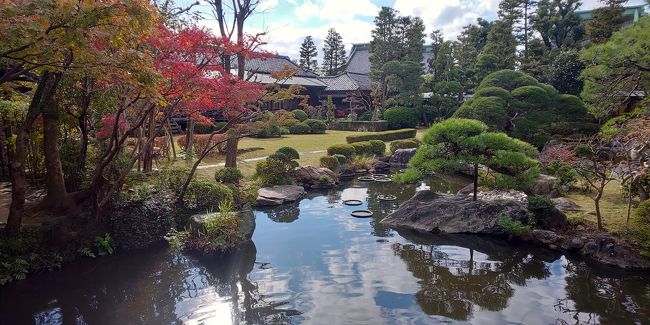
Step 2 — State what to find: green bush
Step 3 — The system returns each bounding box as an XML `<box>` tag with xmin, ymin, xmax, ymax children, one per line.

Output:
<box><xmin>214</xmin><ymin>167</ymin><xmax>243</xmax><ymax>185</ymax></box>
<box><xmin>291</xmin><ymin>109</ymin><xmax>308</xmax><ymax>122</ymax></box>
<box><xmin>288</xmin><ymin>122</ymin><xmax>311</xmax><ymax>134</ymax></box>
<box><xmin>276</xmin><ymin>146</ymin><xmax>300</xmax><ymax>160</ymax></box>
<box><xmin>477</xmin><ymin>69</ymin><xmax>539</xmax><ymax>91</ymax></box>
<box><xmin>496</xmin><ymin>216</ymin><xmax>531</xmax><ymax>235</ymax></box>
<box><xmin>320</xmin><ymin>155</ymin><xmax>340</xmax><ymax>170</ymax></box>
<box><xmin>351</xmin><ymin>141</ymin><xmax>373</xmax><ymax>156</ymax></box>
<box><xmin>392</xmin><ymin>168</ymin><xmax>421</xmax><ymax>184</ymax></box>
<box><xmin>452</xmin><ymin>97</ymin><xmax>508</xmax><ymax>131</ymax></box>
<box><xmin>194</xmin><ymin>123</ymin><xmax>216</xmax><ymax>134</ymax></box>
<box><xmin>304</xmin><ymin>119</ymin><xmax>327</xmax><ymax>134</ymax></box>
<box><xmin>368</xmin><ymin>140</ymin><xmax>386</xmax><ymax>156</ymax></box>
<box><xmin>228</xmin><ymin>183</ymin><xmax>259</xmax><ymax>207</ymax></box>
<box><xmin>527</xmin><ymin>195</ymin><xmax>566</xmax><ymax>229</ymax></box>
<box><xmin>346</xmin><ymin>129</ymin><xmax>417</xmax><ymax>143</ymax></box>
<box><xmin>384</xmin><ymin>107</ymin><xmax>418</xmax><ymax>129</ymax></box>
<box><xmin>254</xmin><ymin>156</ymin><xmax>294</xmax><ymax>186</ymax></box>
<box><xmin>390</xmin><ymin>139</ymin><xmax>419</xmax><ymax>154</ymax></box>
<box><xmin>327</xmin><ymin>144</ymin><xmax>356</xmax><ymax>158</ymax></box>
<box><xmin>154</xmin><ymin>166</ymin><xmax>190</xmax><ymax>194</ymax></box>
<box><xmin>633</xmin><ymin>200</ymin><xmax>650</xmax><ymax>255</ymax></box>
<box><xmin>255</xmin><ymin>123</ymin><xmax>282</xmax><ymax>138</ymax></box>
<box><xmin>545</xmin><ymin>160</ymin><xmax>578</xmax><ymax>192</ymax></box>
<box><xmin>333</xmin><ymin>154</ymin><xmax>348</xmax><ymax>165</ymax></box>
<box><xmin>185</xmin><ymin>179</ymin><xmax>234</xmax><ymax>209</ymax></box>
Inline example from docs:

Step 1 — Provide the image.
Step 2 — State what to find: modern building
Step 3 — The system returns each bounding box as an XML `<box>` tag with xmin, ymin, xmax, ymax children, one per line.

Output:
<box><xmin>576</xmin><ymin>4</ymin><xmax>646</xmax><ymax>27</ymax></box>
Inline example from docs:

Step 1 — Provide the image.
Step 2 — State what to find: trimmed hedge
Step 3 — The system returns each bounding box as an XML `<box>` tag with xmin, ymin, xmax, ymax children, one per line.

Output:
<box><xmin>276</xmin><ymin>147</ymin><xmax>300</xmax><ymax>160</ymax></box>
<box><xmin>329</xmin><ymin>120</ymin><xmax>388</xmax><ymax>132</ymax></box>
<box><xmin>390</xmin><ymin>139</ymin><xmax>419</xmax><ymax>154</ymax></box>
<box><xmin>351</xmin><ymin>142</ymin><xmax>373</xmax><ymax>156</ymax></box>
<box><xmin>305</xmin><ymin>119</ymin><xmax>327</xmax><ymax>134</ymax></box>
<box><xmin>384</xmin><ymin>107</ymin><xmax>418</xmax><ymax>129</ymax></box>
<box><xmin>368</xmin><ymin>140</ymin><xmax>386</xmax><ymax>156</ymax></box>
<box><xmin>346</xmin><ymin>128</ymin><xmax>417</xmax><ymax>143</ymax></box>
<box><xmin>327</xmin><ymin>144</ymin><xmax>355</xmax><ymax>158</ymax></box>
<box><xmin>288</xmin><ymin>122</ymin><xmax>311</xmax><ymax>134</ymax></box>
<box><xmin>214</xmin><ymin>167</ymin><xmax>243</xmax><ymax>184</ymax></box>
<box><xmin>291</xmin><ymin>109</ymin><xmax>308</xmax><ymax>122</ymax></box>
<box><xmin>320</xmin><ymin>155</ymin><xmax>340</xmax><ymax>170</ymax></box>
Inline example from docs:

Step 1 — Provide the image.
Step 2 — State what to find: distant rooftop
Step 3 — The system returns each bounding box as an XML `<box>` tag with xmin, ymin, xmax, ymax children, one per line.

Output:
<box><xmin>345</xmin><ymin>43</ymin><xmax>434</xmax><ymax>76</ymax></box>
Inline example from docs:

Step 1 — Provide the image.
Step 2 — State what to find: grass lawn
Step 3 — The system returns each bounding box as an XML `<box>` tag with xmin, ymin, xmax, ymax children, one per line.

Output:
<box><xmin>163</xmin><ymin>130</ymin><xmax>365</xmax><ymax>179</ymax></box>
<box><xmin>564</xmin><ymin>181</ymin><xmax>633</xmax><ymax>235</ymax></box>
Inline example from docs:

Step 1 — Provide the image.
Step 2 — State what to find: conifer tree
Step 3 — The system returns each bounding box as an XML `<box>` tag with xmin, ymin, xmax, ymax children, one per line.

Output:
<box><xmin>298</xmin><ymin>36</ymin><xmax>318</xmax><ymax>71</ymax></box>
<box><xmin>321</xmin><ymin>28</ymin><xmax>346</xmax><ymax>76</ymax></box>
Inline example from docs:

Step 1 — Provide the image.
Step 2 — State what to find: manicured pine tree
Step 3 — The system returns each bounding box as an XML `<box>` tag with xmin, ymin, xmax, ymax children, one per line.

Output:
<box><xmin>321</xmin><ymin>28</ymin><xmax>346</xmax><ymax>76</ymax></box>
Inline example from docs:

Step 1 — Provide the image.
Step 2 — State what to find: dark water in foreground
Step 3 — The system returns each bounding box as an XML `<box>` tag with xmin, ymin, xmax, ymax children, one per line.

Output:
<box><xmin>1</xmin><ymin>176</ymin><xmax>650</xmax><ymax>325</ymax></box>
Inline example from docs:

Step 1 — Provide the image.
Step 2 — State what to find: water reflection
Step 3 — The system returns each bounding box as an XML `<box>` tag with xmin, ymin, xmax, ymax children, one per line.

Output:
<box><xmin>2</xmin><ymin>176</ymin><xmax>650</xmax><ymax>324</ymax></box>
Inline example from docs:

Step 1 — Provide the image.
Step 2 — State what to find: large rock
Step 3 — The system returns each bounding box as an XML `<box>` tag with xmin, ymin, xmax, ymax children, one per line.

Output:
<box><xmin>372</xmin><ymin>160</ymin><xmax>391</xmax><ymax>173</ymax></box>
<box><xmin>293</xmin><ymin>166</ymin><xmax>338</xmax><ymax>189</ymax></box>
<box><xmin>552</xmin><ymin>197</ymin><xmax>582</xmax><ymax>212</ymax></box>
<box><xmin>389</xmin><ymin>148</ymin><xmax>417</xmax><ymax>168</ymax></box>
<box><xmin>189</xmin><ymin>207</ymin><xmax>256</xmax><ymax>240</ymax></box>
<box><xmin>380</xmin><ymin>190</ymin><xmax>530</xmax><ymax>234</ymax></box>
<box><xmin>532</xmin><ymin>230</ymin><xmax>562</xmax><ymax>245</ymax></box>
<box><xmin>110</xmin><ymin>195</ymin><xmax>174</xmax><ymax>250</ymax></box>
<box><xmin>338</xmin><ymin>167</ymin><xmax>356</xmax><ymax>180</ymax></box>
<box><xmin>255</xmin><ymin>185</ymin><xmax>305</xmax><ymax>206</ymax></box>
<box><xmin>580</xmin><ymin>235</ymin><xmax>650</xmax><ymax>269</ymax></box>
<box><xmin>531</xmin><ymin>174</ymin><xmax>559</xmax><ymax>197</ymax></box>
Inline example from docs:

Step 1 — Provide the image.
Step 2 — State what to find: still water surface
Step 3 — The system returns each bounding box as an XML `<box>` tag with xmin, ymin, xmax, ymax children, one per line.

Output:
<box><xmin>1</xmin><ymin>177</ymin><xmax>650</xmax><ymax>325</ymax></box>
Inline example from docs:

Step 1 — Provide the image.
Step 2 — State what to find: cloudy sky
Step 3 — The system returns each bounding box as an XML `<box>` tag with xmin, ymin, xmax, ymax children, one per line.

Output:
<box><xmin>195</xmin><ymin>0</ymin><xmax>646</xmax><ymax>62</ymax></box>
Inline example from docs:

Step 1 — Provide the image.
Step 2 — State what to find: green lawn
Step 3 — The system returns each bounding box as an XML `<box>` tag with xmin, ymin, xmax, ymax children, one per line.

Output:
<box><xmin>564</xmin><ymin>181</ymin><xmax>632</xmax><ymax>235</ymax></box>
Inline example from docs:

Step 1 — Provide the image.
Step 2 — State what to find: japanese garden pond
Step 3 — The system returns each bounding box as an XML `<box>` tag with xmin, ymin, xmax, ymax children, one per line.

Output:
<box><xmin>1</xmin><ymin>176</ymin><xmax>650</xmax><ymax>325</ymax></box>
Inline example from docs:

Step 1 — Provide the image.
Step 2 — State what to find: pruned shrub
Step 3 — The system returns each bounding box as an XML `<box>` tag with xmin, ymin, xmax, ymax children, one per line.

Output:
<box><xmin>320</xmin><ymin>155</ymin><xmax>340</xmax><ymax>170</ymax></box>
<box><xmin>185</xmin><ymin>179</ymin><xmax>234</xmax><ymax>210</ymax></box>
<box><xmin>288</xmin><ymin>122</ymin><xmax>311</xmax><ymax>134</ymax></box>
<box><xmin>392</xmin><ymin>168</ymin><xmax>421</xmax><ymax>184</ymax></box>
<box><xmin>351</xmin><ymin>141</ymin><xmax>373</xmax><ymax>156</ymax></box>
<box><xmin>633</xmin><ymin>200</ymin><xmax>650</xmax><ymax>255</ymax></box>
<box><xmin>254</xmin><ymin>154</ymin><xmax>295</xmax><ymax>186</ymax></box>
<box><xmin>346</xmin><ymin>129</ymin><xmax>417</xmax><ymax>143</ymax></box>
<box><xmin>347</xmin><ymin>155</ymin><xmax>373</xmax><ymax>171</ymax></box>
<box><xmin>368</xmin><ymin>140</ymin><xmax>386</xmax><ymax>156</ymax></box>
<box><xmin>305</xmin><ymin>119</ymin><xmax>327</xmax><ymax>134</ymax></box>
<box><xmin>291</xmin><ymin>109</ymin><xmax>308</xmax><ymax>122</ymax></box>
<box><xmin>527</xmin><ymin>195</ymin><xmax>566</xmax><ymax>229</ymax></box>
<box><xmin>390</xmin><ymin>139</ymin><xmax>419</xmax><ymax>154</ymax></box>
<box><xmin>384</xmin><ymin>107</ymin><xmax>418</xmax><ymax>129</ymax></box>
<box><xmin>215</xmin><ymin>167</ymin><xmax>243</xmax><ymax>185</ymax></box>
<box><xmin>276</xmin><ymin>146</ymin><xmax>300</xmax><ymax>160</ymax></box>
<box><xmin>327</xmin><ymin>144</ymin><xmax>355</xmax><ymax>158</ymax></box>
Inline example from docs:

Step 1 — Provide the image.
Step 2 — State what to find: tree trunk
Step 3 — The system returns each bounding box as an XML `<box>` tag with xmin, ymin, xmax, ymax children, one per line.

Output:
<box><xmin>0</xmin><ymin>118</ymin><xmax>8</xmax><ymax>178</ymax></box>
<box><xmin>473</xmin><ymin>163</ymin><xmax>479</xmax><ymax>201</ymax></box>
<box><xmin>42</xmin><ymin>96</ymin><xmax>68</xmax><ymax>204</ymax></box>
<box><xmin>225</xmin><ymin>137</ymin><xmax>239</xmax><ymax>168</ymax></box>
<box><xmin>594</xmin><ymin>190</ymin><xmax>604</xmax><ymax>230</ymax></box>
<box><xmin>143</xmin><ymin>110</ymin><xmax>155</xmax><ymax>173</ymax></box>
<box><xmin>186</xmin><ymin>118</ymin><xmax>194</xmax><ymax>155</ymax></box>
<box><xmin>167</xmin><ymin>119</ymin><xmax>176</xmax><ymax>160</ymax></box>
<box><xmin>5</xmin><ymin>128</ymin><xmax>26</xmax><ymax>234</ymax></box>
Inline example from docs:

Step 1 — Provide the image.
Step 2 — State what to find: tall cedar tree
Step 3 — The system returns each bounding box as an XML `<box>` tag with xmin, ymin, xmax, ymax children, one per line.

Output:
<box><xmin>299</xmin><ymin>36</ymin><xmax>318</xmax><ymax>71</ymax></box>
<box><xmin>498</xmin><ymin>0</ymin><xmax>537</xmax><ymax>58</ymax></box>
<box><xmin>482</xmin><ymin>20</ymin><xmax>518</xmax><ymax>69</ymax></box>
<box><xmin>586</xmin><ymin>0</ymin><xmax>627</xmax><ymax>44</ymax></box>
<box><xmin>322</xmin><ymin>28</ymin><xmax>346</xmax><ymax>76</ymax></box>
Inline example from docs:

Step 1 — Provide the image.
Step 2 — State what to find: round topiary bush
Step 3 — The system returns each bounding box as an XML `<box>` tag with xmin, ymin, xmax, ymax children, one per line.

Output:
<box><xmin>215</xmin><ymin>167</ymin><xmax>244</xmax><ymax>185</ymax></box>
<box><xmin>384</xmin><ymin>107</ymin><xmax>418</xmax><ymax>129</ymax></box>
<box><xmin>389</xmin><ymin>139</ymin><xmax>419</xmax><ymax>154</ymax></box>
<box><xmin>291</xmin><ymin>109</ymin><xmax>308</xmax><ymax>122</ymax></box>
<box><xmin>276</xmin><ymin>146</ymin><xmax>300</xmax><ymax>160</ymax></box>
<box><xmin>288</xmin><ymin>122</ymin><xmax>311</xmax><ymax>134</ymax></box>
<box><xmin>333</xmin><ymin>154</ymin><xmax>348</xmax><ymax>165</ymax></box>
<box><xmin>327</xmin><ymin>144</ymin><xmax>356</xmax><ymax>158</ymax></box>
<box><xmin>368</xmin><ymin>140</ymin><xmax>386</xmax><ymax>156</ymax></box>
<box><xmin>319</xmin><ymin>155</ymin><xmax>340</xmax><ymax>170</ymax></box>
<box><xmin>304</xmin><ymin>119</ymin><xmax>327</xmax><ymax>134</ymax></box>
<box><xmin>185</xmin><ymin>179</ymin><xmax>234</xmax><ymax>209</ymax></box>
<box><xmin>351</xmin><ymin>141</ymin><xmax>373</xmax><ymax>156</ymax></box>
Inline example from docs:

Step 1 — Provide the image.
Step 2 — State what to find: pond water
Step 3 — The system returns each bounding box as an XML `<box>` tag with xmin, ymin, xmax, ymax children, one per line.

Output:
<box><xmin>1</xmin><ymin>176</ymin><xmax>650</xmax><ymax>325</ymax></box>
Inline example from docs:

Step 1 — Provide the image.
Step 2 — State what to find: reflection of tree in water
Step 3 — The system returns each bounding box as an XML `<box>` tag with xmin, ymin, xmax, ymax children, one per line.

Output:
<box><xmin>261</xmin><ymin>202</ymin><xmax>301</xmax><ymax>223</ymax></box>
<box><xmin>391</xmin><ymin>232</ymin><xmax>554</xmax><ymax>321</ymax></box>
<box><xmin>557</xmin><ymin>261</ymin><xmax>650</xmax><ymax>325</ymax></box>
<box><xmin>3</xmin><ymin>242</ymin><xmax>299</xmax><ymax>325</ymax></box>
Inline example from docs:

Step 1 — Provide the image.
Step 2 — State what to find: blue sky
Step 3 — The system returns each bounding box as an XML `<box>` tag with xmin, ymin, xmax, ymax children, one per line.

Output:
<box><xmin>194</xmin><ymin>0</ymin><xmax>647</xmax><ymax>62</ymax></box>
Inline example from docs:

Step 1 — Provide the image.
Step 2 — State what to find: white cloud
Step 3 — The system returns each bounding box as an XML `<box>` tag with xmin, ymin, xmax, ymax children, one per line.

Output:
<box><xmin>293</xmin><ymin>0</ymin><xmax>379</xmax><ymax>22</ymax></box>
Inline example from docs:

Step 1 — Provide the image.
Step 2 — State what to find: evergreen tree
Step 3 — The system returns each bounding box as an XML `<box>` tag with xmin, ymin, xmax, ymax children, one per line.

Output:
<box><xmin>586</xmin><ymin>0</ymin><xmax>627</xmax><ymax>44</ymax></box>
<box><xmin>532</xmin><ymin>0</ymin><xmax>583</xmax><ymax>49</ymax></box>
<box><xmin>498</xmin><ymin>0</ymin><xmax>537</xmax><ymax>58</ymax></box>
<box><xmin>321</xmin><ymin>28</ymin><xmax>346</xmax><ymax>76</ymax></box>
<box><xmin>298</xmin><ymin>36</ymin><xmax>318</xmax><ymax>71</ymax></box>
<box><xmin>404</xmin><ymin>17</ymin><xmax>426</xmax><ymax>65</ymax></box>
<box><xmin>482</xmin><ymin>20</ymin><xmax>518</xmax><ymax>69</ymax></box>
<box><xmin>369</xmin><ymin>6</ymin><xmax>400</xmax><ymax>81</ymax></box>
<box><xmin>456</xmin><ymin>18</ymin><xmax>494</xmax><ymax>70</ymax></box>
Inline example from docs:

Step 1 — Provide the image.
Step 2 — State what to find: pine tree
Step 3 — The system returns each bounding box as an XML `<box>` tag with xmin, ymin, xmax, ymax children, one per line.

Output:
<box><xmin>498</xmin><ymin>0</ymin><xmax>537</xmax><ymax>58</ymax></box>
<box><xmin>404</xmin><ymin>17</ymin><xmax>425</xmax><ymax>65</ymax></box>
<box><xmin>586</xmin><ymin>0</ymin><xmax>627</xmax><ymax>44</ymax></box>
<box><xmin>369</xmin><ymin>7</ymin><xmax>400</xmax><ymax>80</ymax></box>
<box><xmin>531</xmin><ymin>0</ymin><xmax>583</xmax><ymax>49</ymax></box>
<box><xmin>482</xmin><ymin>20</ymin><xmax>518</xmax><ymax>69</ymax></box>
<box><xmin>298</xmin><ymin>36</ymin><xmax>318</xmax><ymax>71</ymax></box>
<box><xmin>322</xmin><ymin>28</ymin><xmax>346</xmax><ymax>76</ymax></box>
